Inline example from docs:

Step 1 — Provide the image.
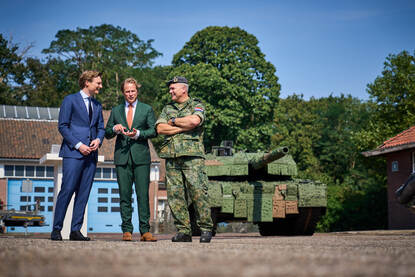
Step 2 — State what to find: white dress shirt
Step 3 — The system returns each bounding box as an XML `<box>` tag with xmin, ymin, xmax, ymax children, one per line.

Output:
<box><xmin>75</xmin><ymin>91</ymin><xmax>100</xmax><ymax>150</ymax></box>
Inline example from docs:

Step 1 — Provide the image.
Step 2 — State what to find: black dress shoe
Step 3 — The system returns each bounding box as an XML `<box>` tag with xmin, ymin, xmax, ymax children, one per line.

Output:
<box><xmin>69</xmin><ymin>231</ymin><xmax>91</xmax><ymax>241</ymax></box>
<box><xmin>200</xmin><ymin>231</ymin><xmax>212</xmax><ymax>243</ymax></box>
<box><xmin>51</xmin><ymin>229</ymin><xmax>62</xmax><ymax>241</ymax></box>
<box><xmin>171</xmin><ymin>233</ymin><xmax>192</xmax><ymax>242</ymax></box>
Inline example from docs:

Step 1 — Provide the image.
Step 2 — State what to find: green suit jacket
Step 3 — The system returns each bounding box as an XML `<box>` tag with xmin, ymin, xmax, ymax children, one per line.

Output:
<box><xmin>105</xmin><ymin>101</ymin><xmax>157</xmax><ymax>165</ymax></box>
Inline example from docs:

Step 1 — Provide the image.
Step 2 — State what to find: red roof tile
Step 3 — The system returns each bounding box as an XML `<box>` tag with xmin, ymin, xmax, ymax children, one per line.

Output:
<box><xmin>0</xmin><ymin>110</ymin><xmax>160</xmax><ymax>162</ymax></box>
<box><xmin>379</xmin><ymin>126</ymin><xmax>415</xmax><ymax>149</ymax></box>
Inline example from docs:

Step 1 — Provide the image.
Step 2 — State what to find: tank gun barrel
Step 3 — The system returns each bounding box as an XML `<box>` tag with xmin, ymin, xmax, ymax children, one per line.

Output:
<box><xmin>250</xmin><ymin>147</ymin><xmax>289</xmax><ymax>170</ymax></box>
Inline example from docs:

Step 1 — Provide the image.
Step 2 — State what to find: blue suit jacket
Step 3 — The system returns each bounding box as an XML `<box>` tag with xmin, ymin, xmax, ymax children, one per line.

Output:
<box><xmin>58</xmin><ymin>92</ymin><xmax>105</xmax><ymax>159</ymax></box>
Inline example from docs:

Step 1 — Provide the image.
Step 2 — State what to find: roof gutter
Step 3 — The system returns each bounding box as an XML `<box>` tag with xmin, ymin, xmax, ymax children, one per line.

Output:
<box><xmin>362</xmin><ymin>142</ymin><xmax>415</xmax><ymax>157</ymax></box>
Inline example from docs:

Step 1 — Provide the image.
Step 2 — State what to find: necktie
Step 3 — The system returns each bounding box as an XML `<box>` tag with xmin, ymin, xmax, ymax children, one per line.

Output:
<box><xmin>88</xmin><ymin>97</ymin><xmax>93</xmax><ymax>123</ymax></box>
<box><xmin>127</xmin><ymin>103</ymin><xmax>133</xmax><ymax>130</ymax></box>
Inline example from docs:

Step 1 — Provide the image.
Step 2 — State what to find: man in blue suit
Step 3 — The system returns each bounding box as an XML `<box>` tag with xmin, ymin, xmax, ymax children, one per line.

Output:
<box><xmin>51</xmin><ymin>70</ymin><xmax>105</xmax><ymax>241</ymax></box>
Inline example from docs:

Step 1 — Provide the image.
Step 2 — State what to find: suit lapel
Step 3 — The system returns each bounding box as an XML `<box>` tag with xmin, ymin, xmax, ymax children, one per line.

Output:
<box><xmin>76</xmin><ymin>92</ymin><xmax>90</xmax><ymax>125</ymax></box>
<box><xmin>118</xmin><ymin>104</ymin><xmax>128</xmax><ymax>127</ymax></box>
<box><xmin>132</xmin><ymin>101</ymin><xmax>141</xmax><ymax>128</ymax></box>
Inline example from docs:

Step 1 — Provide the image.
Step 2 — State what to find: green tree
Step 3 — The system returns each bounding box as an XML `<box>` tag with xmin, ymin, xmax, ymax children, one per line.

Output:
<box><xmin>0</xmin><ymin>34</ymin><xmax>27</xmax><ymax>105</ymax></box>
<box><xmin>359</xmin><ymin>50</ymin><xmax>415</xmax><ymax>152</ymax></box>
<box><xmin>42</xmin><ymin>24</ymin><xmax>162</xmax><ymax>108</ymax></box>
<box><xmin>167</xmin><ymin>26</ymin><xmax>280</xmax><ymax>151</ymax></box>
<box><xmin>272</xmin><ymin>94</ymin><xmax>323</xmax><ymax>180</ymax></box>
<box><xmin>20</xmin><ymin>57</ymin><xmax>78</xmax><ymax>107</ymax></box>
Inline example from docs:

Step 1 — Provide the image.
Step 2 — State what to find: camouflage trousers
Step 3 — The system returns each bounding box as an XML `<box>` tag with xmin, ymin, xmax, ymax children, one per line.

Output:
<box><xmin>166</xmin><ymin>156</ymin><xmax>213</xmax><ymax>235</ymax></box>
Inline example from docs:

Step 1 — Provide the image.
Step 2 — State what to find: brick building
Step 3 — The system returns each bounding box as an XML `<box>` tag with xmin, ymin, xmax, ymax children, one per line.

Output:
<box><xmin>363</xmin><ymin>126</ymin><xmax>415</xmax><ymax>229</ymax></box>
<box><xmin>0</xmin><ymin>105</ymin><xmax>167</xmax><ymax>233</ymax></box>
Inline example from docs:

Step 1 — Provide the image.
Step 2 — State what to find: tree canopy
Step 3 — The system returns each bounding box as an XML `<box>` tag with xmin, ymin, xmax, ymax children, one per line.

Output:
<box><xmin>42</xmin><ymin>24</ymin><xmax>162</xmax><ymax>108</ymax></box>
<box><xmin>168</xmin><ymin>26</ymin><xmax>280</xmax><ymax>151</ymax></box>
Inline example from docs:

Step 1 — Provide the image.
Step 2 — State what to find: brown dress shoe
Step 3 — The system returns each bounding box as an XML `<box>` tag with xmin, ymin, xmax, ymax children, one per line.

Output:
<box><xmin>122</xmin><ymin>232</ymin><xmax>132</xmax><ymax>241</ymax></box>
<box><xmin>140</xmin><ymin>232</ymin><xmax>157</xmax><ymax>242</ymax></box>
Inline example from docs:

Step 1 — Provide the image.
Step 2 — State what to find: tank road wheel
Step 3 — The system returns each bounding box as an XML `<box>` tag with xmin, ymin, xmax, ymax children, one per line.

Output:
<box><xmin>289</xmin><ymin>207</ymin><xmax>323</xmax><ymax>236</ymax></box>
<box><xmin>189</xmin><ymin>206</ymin><xmax>218</xmax><ymax>236</ymax></box>
<box><xmin>258</xmin><ymin>222</ymin><xmax>278</xmax><ymax>236</ymax></box>
<box><xmin>258</xmin><ymin>207</ymin><xmax>323</xmax><ymax>236</ymax></box>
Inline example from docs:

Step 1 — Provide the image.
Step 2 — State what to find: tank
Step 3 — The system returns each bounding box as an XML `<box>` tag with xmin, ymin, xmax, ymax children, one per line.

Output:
<box><xmin>191</xmin><ymin>141</ymin><xmax>327</xmax><ymax>236</ymax></box>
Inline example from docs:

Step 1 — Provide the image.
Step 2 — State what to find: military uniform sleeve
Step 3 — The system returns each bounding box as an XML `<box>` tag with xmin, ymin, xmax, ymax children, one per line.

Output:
<box><xmin>192</xmin><ymin>100</ymin><xmax>206</xmax><ymax>126</ymax></box>
<box><xmin>155</xmin><ymin>106</ymin><xmax>169</xmax><ymax>126</ymax></box>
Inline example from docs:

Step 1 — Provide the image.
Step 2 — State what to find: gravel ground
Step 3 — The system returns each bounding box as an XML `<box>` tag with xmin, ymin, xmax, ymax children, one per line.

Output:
<box><xmin>1</xmin><ymin>230</ymin><xmax>415</xmax><ymax>277</ymax></box>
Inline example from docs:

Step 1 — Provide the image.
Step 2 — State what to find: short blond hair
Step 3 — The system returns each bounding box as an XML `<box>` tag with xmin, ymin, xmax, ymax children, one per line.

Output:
<box><xmin>78</xmin><ymin>71</ymin><xmax>102</xmax><ymax>89</ymax></box>
<box><xmin>121</xmin><ymin>77</ymin><xmax>142</xmax><ymax>92</ymax></box>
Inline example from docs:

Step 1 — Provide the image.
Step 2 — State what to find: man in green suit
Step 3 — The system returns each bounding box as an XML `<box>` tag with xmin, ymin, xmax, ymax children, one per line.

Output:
<box><xmin>105</xmin><ymin>77</ymin><xmax>157</xmax><ymax>242</ymax></box>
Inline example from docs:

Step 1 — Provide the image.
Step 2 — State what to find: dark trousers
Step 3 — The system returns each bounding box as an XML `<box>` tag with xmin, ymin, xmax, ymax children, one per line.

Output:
<box><xmin>53</xmin><ymin>155</ymin><xmax>96</xmax><ymax>231</ymax></box>
<box><xmin>116</xmin><ymin>154</ymin><xmax>150</xmax><ymax>234</ymax></box>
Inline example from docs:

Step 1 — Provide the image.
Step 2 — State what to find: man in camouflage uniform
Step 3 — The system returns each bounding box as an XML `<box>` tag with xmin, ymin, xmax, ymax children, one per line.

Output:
<box><xmin>156</xmin><ymin>76</ymin><xmax>213</xmax><ymax>243</ymax></box>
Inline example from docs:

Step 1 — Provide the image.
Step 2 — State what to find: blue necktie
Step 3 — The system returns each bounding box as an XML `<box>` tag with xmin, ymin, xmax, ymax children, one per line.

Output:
<box><xmin>88</xmin><ymin>97</ymin><xmax>93</xmax><ymax>123</ymax></box>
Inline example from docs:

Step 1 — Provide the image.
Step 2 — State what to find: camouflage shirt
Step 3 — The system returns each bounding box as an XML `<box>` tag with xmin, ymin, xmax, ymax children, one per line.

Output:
<box><xmin>155</xmin><ymin>97</ymin><xmax>206</xmax><ymax>158</ymax></box>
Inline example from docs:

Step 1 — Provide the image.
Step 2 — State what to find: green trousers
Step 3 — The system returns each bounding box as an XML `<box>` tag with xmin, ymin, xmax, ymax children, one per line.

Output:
<box><xmin>116</xmin><ymin>154</ymin><xmax>150</xmax><ymax>234</ymax></box>
<box><xmin>166</xmin><ymin>156</ymin><xmax>213</xmax><ymax>235</ymax></box>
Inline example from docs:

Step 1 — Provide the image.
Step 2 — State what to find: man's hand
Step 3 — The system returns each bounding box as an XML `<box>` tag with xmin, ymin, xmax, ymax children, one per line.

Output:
<box><xmin>79</xmin><ymin>144</ymin><xmax>92</xmax><ymax>156</ymax></box>
<box><xmin>122</xmin><ymin>128</ymin><xmax>138</xmax><ymax>138</ymax></box>
<box><xmin>89</xmin><ymin>138</ymin><xmax>100</xmax><ymax>151</ymax></box>
<box><xmin>113</xmin><ymin>124</ymin><xmax>125</xmax><ymax>134</ymax></box>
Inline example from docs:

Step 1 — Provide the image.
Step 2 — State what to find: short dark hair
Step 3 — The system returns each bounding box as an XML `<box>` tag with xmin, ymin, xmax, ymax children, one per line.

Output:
<box><xmin>78</xmin><ymin>71</ymin><xmax>102</xmax><ymax>89</ymax></box>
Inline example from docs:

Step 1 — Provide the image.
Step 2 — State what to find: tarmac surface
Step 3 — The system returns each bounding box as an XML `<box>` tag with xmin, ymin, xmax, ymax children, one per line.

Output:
<box><xmin>1</xmin><ymin>230</ymin><xmax>415</xmax><ymax>277</ymax></box>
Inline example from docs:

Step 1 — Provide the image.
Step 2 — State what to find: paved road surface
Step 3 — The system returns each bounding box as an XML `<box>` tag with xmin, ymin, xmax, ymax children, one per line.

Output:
<box><xmin>1</xmin><ymin>230</ymin><xmax>414</xmax><ymax>277</ymax></box>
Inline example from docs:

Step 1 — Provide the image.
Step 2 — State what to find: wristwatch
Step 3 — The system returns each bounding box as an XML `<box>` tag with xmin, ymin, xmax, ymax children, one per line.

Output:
<box><xmin>171</xmin><ymin>117</ymin><xmax>176</xmax><ymax>126</ymax></box>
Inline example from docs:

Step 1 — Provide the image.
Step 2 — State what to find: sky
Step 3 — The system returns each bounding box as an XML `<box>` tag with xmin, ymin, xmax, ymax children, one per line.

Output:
<box><xmin>1</xmin><ymin>0</ymin><xmax>414</xmax><ymax>100</ymax></box>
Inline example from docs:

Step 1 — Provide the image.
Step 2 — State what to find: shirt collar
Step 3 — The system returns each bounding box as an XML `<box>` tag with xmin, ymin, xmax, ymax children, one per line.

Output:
<box><xmin>80</xmin><ymin>90</ymin><xmax>90</xmax><ymax>99</ymax></box>
<box><xmin>125</xmin><ymin>100</ymin><xmax>137</xmax><ymax>108</ymax></box>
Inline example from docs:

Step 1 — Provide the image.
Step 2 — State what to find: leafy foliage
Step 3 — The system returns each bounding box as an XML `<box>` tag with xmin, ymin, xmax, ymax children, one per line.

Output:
<box><xmin>168</xmin><ymin>26</ymin><xmax>280</xmax><ymax>151</ymax></box>
<box><xmin>0</xmin><ymin>34</ymin><xmax>27</xmax><ymax>105</ymax></box>
<box><xmin>42</xmin><ymin>24</ymin><xmax>162</xmax><ymax>108</ymax></box>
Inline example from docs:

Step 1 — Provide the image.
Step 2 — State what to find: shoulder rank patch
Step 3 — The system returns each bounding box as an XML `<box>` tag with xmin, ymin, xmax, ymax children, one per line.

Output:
<box><xmin>194</xmin><ymin>106</ymin><xmax>204</xmax><ymax>112</ymax></box>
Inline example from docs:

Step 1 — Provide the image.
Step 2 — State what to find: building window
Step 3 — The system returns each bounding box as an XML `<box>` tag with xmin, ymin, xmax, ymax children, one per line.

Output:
<box><xmin>95</xmin><ymin>168</ymin><xmax>102</xmax><ymax>179</ymax></box>
<box><xmin>34</xmin><ymin>187</ymin><xmax>45</xmax><ymax>193</ymax></box>
<box><xmin>158</xmin><ymin>182</ymin><xmax>166</xmax><ymax>190</ymax></box>
<box><xmin>48</xmin><ymin>187</ymin><xmax>54</xmax><ymax>193</ymax></box>
<box><xmin>20</xmin><ymin>205</ymin><xmax>28</xmax><ymax>211</ymax></box>
<box><xmin>98</xmin><ymin>197</ymin><xmax>108</xmax><ymax>203</ymax></box>
<box><xmin>98</xmin><ymin>188</ymin><xmax>108</xmax><ymax>194</ymax></box>
<box><xmin>20</xmin><ymin>196</ymin><xmax>31</xmax><ymax>202</ymax></box>
<box><xmin>26</xmin><ymin>166</ymin><xmax>35</xmax><ymax>177</ymax></box>
<box><xmin>36</xmin><ymin>166</ymin><xmax>45</xmax><ymax>177</ymax></box>
<box><xmin>48</xmin><ymin>206</ymin><xmax>53</xmax><ymax>212</ymax></box>
<box><xmin>34</xmin><ymin>196</ymin><xmax>45</xmax><ymax>202</ymax></box>
<box><xmin>48</xmin><ymin>197</ymin><xmax>54</xmax><ymax>202</ymax></box>
<box><xmin>98</xmin><ymin>207</ymin><xmax>108</xmax><ymax>212</ymax></box>
<box><xmin>392</xmin><ymin>161</ymin><xmax>399</xmax><ymax>172</ymax></box>
<box><xmin>111</xmin><ymin>207</ymin><xmax>120</xmax><ymax>212</ymax></box>
<box><xmin>5</xmin><ymin>165</ymin><xmax>14</xmax><ymax>176</ymax></box>
<box><xmin>94</xmin><ymin>167</ymin><xmax>117</xmax><ymax>180</ymax></box>
<box><xmin>111</xmin><ymin>198</ymin><xmax>120</xmax><ymax>203</ymax></box>
<box><xmin>111</xmin><ymin>188</ymin><xmax>119</xmax><ymax>194</ymax></box>
<box><xmin>38</xmin><ymin>206</ymin><xmax>45</xmax><ymax>212</ymax></box>
<box><xmin>46</xmin><ymin>167</ymin><xmax>54</xmax><ymax>177</ymax></box>
<box><xmin>15</xmin><ymin>166</ymin><xmax>24</xmax><ymax>176</ymax></box>
<box><xmin>3</xmin><ymin>165</ymin><xmax>54</xmax><ymax>179</ymax></box>
<box><xmin>103</xmin><ymin>168</ymin><xmax>112</xmax><ymax>179</ymax></box>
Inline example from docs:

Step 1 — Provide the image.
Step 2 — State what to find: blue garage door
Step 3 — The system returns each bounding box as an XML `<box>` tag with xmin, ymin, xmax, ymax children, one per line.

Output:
<box><xmin>7</xmin><ymin>179</ymin><xmax>54</xmax><ymax>233</ymax></box>
<box><xmin>87</xmin><ymin>181</ymin><xmax>139</xmax><ymax>233</ymax></box>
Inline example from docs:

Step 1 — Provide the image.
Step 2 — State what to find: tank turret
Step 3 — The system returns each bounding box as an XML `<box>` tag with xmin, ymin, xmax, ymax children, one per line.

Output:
<box><xmin>191</xmin><ymin>141</ymin><xmax>327</xmax><ymax>237</ymax></box>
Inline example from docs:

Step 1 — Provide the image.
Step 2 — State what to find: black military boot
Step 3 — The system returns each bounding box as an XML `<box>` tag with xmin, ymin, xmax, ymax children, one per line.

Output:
<box><xmin>200</xmin><ymin>231</ymin><xmax>212</xmax><ymax>243</ymax></box>
<box><xmin>172</xmin><ymin>233</ymin><xmax>192</xmax><ymax>242</ymax></box>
